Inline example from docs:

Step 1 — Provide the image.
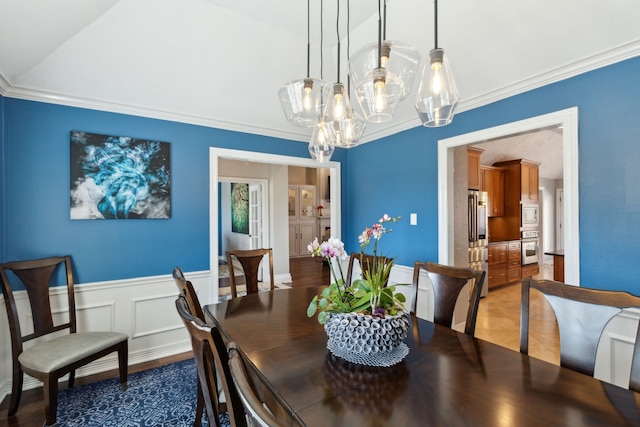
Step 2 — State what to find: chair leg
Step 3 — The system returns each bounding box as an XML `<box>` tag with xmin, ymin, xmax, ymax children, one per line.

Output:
<box><xmin>7</xmin><ymin>364</ymin><xmax>23</xmax><ymax>416</ymax></box>
<box><xmin>43</xmin><ymin>375</ymin><xmax>58</xmax><ymax>427</ymax></box>
<box><xmin>68</xmin><ymin>369</ymin><xmax>76</xmax><ymax>388</ymax></box>
<box><xmin>118</xmin><ymin>341</ymin><xmax>128</xmax><ymax>391</ymax></box>
<box><xmin>195</xmin><ymin>381</ymin><xmax>204</xmax><ymax>427</ymax></box>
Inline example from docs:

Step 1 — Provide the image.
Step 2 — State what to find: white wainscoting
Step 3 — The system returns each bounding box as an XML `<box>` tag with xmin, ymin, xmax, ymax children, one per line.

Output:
<box><xmin>2</xmin><ymin>266</ymin><xmax>638</xmax><ymax>404</ymax></box>
<box><xmin>0</xmin><ymin>270</ymin><xmax>213</xmax><ymax>404</ymax></box>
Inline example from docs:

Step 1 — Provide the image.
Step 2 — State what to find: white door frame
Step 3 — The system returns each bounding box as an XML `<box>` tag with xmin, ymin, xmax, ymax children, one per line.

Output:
<box><xmin>437</xmin><ymin>107</ymin><xmax>580</xmax><ymax>285</ymax></box>
<box><xmin>210</xmin><ymin>148</ymin><xmax>342</xmax><ymax>302</ymax></box>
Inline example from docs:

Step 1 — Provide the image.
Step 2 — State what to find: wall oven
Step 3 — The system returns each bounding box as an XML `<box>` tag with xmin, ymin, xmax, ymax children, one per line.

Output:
<box><xmin>521</xmin><ymin>230</ymin><xmax>539</xmax><ymax>265</ymax></box>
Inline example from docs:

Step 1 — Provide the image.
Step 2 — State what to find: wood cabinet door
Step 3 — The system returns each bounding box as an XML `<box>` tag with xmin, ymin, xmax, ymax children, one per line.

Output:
<box><xmin>468</xmin><ymin>147</ymin><xmax>482</xmax><ymax>190</ymax></box>
<box><xmin>484</xmin><ymin>168</ymin><xmax>504</xmax><ymax>217</ymax></box>
<box><xmin>488</xmin><ymin>243</ymin><xmax>507</xmax><ymax>264</ymax></box>
<box><xmin>521</xmin><ymin>164</ymin><xmax>539</xmax><ymax>202</ymax></box>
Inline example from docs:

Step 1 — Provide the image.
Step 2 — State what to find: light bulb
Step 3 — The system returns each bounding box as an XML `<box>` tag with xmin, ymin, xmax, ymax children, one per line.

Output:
<box><xmin>373</xmin><ymin>78</ymin><xmax>387</xmax><ymax>113</ymax></box>
<box><xmin>302</xmin><ymin>79</ymin><xmax>314</xmax><ymax>112</ymax></box>
<box><xmin>429</xmin><ymin>61</ymin><xmax>443</xmax><ymax>94</ymax></box>
<box><xmin>333</xmin><ymin>93</ymin><xmax>344</xmax><ymax>119</ymax></box>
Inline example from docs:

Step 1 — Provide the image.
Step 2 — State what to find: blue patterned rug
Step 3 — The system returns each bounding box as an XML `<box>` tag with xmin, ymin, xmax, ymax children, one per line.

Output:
<box><xmin>56</xmin><ymin>358</ymin><xmax>230</xmax><ymax>426</ymax></box>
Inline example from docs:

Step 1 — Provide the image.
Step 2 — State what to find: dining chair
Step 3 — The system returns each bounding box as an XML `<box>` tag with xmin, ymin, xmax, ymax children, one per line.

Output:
<box><xmin>227</xmin><ymin>341</ymin><xmax>288</xmax><ymax>427</ymax></box>
<box><xmin>175</xmin><ymin>295</ymin><xmax>246</xmax><ymax>427</ymax></box>
<box><xmin>345</xmin><ymin>252</ymin><xmax>392</xmax><ymax>287</ymax></box>
<box><xmin>520</xmin><ymin>278</ymin><xmax>640</xmax><ymax>380</ymax></box>
<box><xmin>0</xmin><ymin>256</ymin><xmax>128</xmax><ymax>426</ymax></box>
<box><xmin>410</xmin><ymin>262</ymin><xmax>485</xmax><ymax>336</ymax></box>
<box><xmin>173</xmin><ymin>266</ymin><xmax>206</xmax><ymax>322</ymax></box>
<box><xmin>226</xmin><ymin>248</ymin><xmax>275</xmax><ymax>299</ymax></box>
<box><xmin>173</xmin><ymin>266</ymin><xmax>209</xmax><ymax>426</ymax></box>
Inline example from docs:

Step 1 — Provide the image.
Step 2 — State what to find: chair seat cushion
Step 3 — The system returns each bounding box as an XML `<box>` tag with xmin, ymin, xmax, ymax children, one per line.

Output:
<box><xmin>19</xmin><ymin>331</ymin><xmax>128</xmax><ymax>373</ymax></box>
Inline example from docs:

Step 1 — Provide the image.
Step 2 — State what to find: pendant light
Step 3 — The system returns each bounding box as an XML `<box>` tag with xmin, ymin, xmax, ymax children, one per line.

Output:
<box><xmin>279</xmin><ymin>0</ymin><xmax>331</xmax><ymax>128</ymax></box>
<box><xmin>352</xmin><ymin>0</ymin><xmax>407</xmax><ymax>123</ymax></box>
<box><xmin>415</xmin><ymin>0</ymin><xmax>459</xmax><ymax>127</ymax></box>
<box><xmin>349</xmin><ymin>0</ymin><xmax>420</xmax><ymax>100</ymax></box>
<box><xmin>309</xmin><ymin>0</ymin><xmax>335</xmax><ymax>162</ymax></box>
<box><xmin>323</xmin><ymin>0</ymin><xmax>357</xmax><ymax>147</ymax></box>
<box><xmin>338</xmin><ymin>0</ymin><xmax>366</xmax><ymax>148</ymax></box>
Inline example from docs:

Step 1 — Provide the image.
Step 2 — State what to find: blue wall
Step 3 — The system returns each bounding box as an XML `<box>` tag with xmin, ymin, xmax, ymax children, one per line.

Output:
<box><xmin>345</xmin><ymin>56</ymin><xmax>640</xmax><ymax>293</ymax></box>
<box><xmin>1</xmin><ymin>99</ymin><xmax>347</xmax><ymax>284</ymax></box>
<box><xmin>3</xmin><ymin>56</ymin><xmax>640</xmax><ymax>293</ymax></box>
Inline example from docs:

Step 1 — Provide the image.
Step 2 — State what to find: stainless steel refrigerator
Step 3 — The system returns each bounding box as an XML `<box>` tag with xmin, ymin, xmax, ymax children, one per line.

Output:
<box><xmin>468</xmin><ymin>190</ymin><xmax>489</xmax><ymax>296</ymax></box>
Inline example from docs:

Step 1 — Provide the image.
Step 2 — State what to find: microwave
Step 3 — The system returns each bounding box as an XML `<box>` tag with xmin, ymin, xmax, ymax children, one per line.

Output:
<box><xmin>521</xmin><ymin>204</ymin><xmax>539</xmax><ymax>227</ymax></box>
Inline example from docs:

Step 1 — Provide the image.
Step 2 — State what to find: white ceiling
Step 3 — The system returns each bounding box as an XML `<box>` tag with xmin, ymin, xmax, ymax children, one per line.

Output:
<box><xmin>471</xmin><ymin>127</ymin><xmax>563</xmax><ymax>180</ymax></box>
<box><xmin>0</xmin><ymin>0</ymin><xmax>639</xmax><ymax>144</ymax></box>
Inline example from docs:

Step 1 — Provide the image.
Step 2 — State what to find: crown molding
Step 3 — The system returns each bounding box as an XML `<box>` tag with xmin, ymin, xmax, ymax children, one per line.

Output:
<box><xmin>1</xmin><ymin>42</ymin><xmax>638</xmax><ymax>146</ymax></box>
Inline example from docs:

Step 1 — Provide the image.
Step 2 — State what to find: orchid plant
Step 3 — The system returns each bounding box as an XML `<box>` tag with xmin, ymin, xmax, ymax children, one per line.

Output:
<box><xmin>306</xmin><ymin>214</ymin><xmax>407</xmax><ymax>324</ymax></box>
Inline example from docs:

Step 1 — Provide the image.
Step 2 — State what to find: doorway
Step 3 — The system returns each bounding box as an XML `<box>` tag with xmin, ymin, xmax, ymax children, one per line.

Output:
<box><xmin>437</xmin><ymin>107</ymin><xmax>580</xmax><ymax>285</ymax></box>
<box><xmin>209</xmin><ymin>148</ymin><xmax>342</xmax><ymax>302</ymax></box>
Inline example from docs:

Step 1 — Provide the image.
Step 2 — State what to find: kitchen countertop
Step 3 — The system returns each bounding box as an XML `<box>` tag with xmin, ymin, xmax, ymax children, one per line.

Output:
<box><xmin>545</xmin><ymin>249</ymin><xmax>564</xmax><ymax>257</ymax></box>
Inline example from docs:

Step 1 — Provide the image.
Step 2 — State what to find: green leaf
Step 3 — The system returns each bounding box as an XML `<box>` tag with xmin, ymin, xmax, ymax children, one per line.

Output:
<box><xmin>351</xmin><ymin>292</ymin><xmax>372</xmax><ymax>310</ymax></box>
<box><xmin>318</xmin><ymin>297</ymin><xmax>328</xmax><ymax>309</ymax></box>
<box><xmin>307</xmin><ymin>300</ymin><xmax>317</xmax><ymax>317</ymax></box>
<box><xmin>318</xmin><ymin>311</ymin><xmax>329</xmax><ymax>324</ymax></box>
<box><xmin>321</xmin><ymin>286</ymin><xmax>333</xmax><ymax>298</ymax></box>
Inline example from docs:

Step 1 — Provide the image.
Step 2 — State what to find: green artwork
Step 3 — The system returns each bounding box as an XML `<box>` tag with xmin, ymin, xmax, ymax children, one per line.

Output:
<box><xmin>231</xmin><ymin>183</ymin><xmax>249</xmax><ymax>234</ymax></box>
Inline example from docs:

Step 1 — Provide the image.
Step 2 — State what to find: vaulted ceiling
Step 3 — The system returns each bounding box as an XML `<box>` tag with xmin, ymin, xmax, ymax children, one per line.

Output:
<box><xmin>1</xmin><ymin>0</ymin><xmax>639</xmax><ymax>146</ymax></box>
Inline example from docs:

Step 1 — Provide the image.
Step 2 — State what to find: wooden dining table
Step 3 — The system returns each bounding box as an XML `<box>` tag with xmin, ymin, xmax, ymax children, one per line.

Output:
<box><xmin>204</xmin><ymin>286</ymin><xmax>640</xmax><ymax>426</ymax></box>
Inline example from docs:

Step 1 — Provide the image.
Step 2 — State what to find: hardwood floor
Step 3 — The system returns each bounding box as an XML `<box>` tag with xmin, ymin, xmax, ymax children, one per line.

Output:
<box><xmin>475</xmin><ymin>265</ymin><xmax>560</xmax><ymax>365</ymax></box>
<box><xmin>1</xmin><ymin>259</ymin><xmax>558</xmax><ymax>426</ymax></box>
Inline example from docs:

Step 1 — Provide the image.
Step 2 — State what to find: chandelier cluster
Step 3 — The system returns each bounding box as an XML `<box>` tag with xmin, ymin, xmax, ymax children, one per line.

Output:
<box><xmin>279</xmin><ymin>0</ymin><xmax>459</xmax><ymax>162</ymax></box>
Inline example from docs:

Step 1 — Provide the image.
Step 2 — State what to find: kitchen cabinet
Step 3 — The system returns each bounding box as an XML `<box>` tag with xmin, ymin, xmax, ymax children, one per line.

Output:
<box><xmin>488</xmin><ymin>240</ymin><xmax>521</xmax><ymax>288</ymax></box>
<box><xmin>467</xmin><ymin>147</ymin><xmax>483</xmax><ymax>190</ymax></box>
<box><xmin>490</xmin><ymin>159</ymin><xmax>541</xmax><ymax>242</ymax></box>
<box><xmin>522</xmin><ymin>264</ymin><xmax>540</xmax><ymax>279</ymax></box>
<box><xmin>289</xmin><ymin>185</ymin><xmax>317</xmax><ymax>257</ymax></box>
<box><xmin>487</xmin><ymin>242</ymin><xmax>507</xmax><ymax>288</ymax></box>
<box><xmin>288</xmin><ymin>185</ymin><xmax>317</xmax><ymax>219</ymax></box>
<box><xmin>481</xmin><ymin>166</ymin><xmax>505</xmax><ymax>217</ymax></box>
<box><xmin>521</xmin><ymin>162</ymin><xmax>539</xmax><ymax>202</ymax></box>
<box><xmin>289</xmin><ymin>222</ymin><xmax>316</xmax><ymax>257</ymax></box>
<box><xmin>507</xmin><ymin>241</ymin><xmax>522</xmax><ymax>282</ymax></box>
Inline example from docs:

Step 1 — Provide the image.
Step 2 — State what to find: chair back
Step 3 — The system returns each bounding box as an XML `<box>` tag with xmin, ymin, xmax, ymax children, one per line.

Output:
<box><xmin>227</xmin><ymin>342</ymin><xmax>288</xmax><ymax>427</ymax></box>
<box><xmin>521</xmin><ymin>278</ymin><xmax>640</xmax><ymax>381</ymax></box>
<box><xmin>173</xmin><ymin>267</ymin><xmax>206</xmax><ymax>322</ymax></box>
<box><xmin>175</xmin><ymin>296</ymin><xmax>246</xmax><ymax>427</ymax></box>
<box><xmin>226</xmin><ymin>249</ymin><xmax>274</xmax><ymax>298</ymax></box>
<box><xmin>411</xmin><ymin>262</ymin><xmax>485</xmax><ymax>336</ymax></box>
<box><xmin>346</xmin><ymin>252</ymin><xmax>392</xmax><ymax>287</ymax></box>
<box><xmin>0</xmin><ymin>256</ymin><xmax>75</xmax><ymax>351</ymax></box>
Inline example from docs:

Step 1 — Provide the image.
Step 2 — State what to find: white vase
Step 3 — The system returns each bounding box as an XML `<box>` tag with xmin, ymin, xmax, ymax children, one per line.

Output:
<box><xmin>323</xmin><ymin>311</ymin><xmax>410</xmax><ymax>367</ymax></box>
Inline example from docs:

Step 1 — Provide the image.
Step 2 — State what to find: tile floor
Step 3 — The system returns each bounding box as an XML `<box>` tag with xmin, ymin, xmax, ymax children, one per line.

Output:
<box><xmin>474</xmin><ymin>264</ymin><xmax>561</xmax><ymax>365</ymax></box>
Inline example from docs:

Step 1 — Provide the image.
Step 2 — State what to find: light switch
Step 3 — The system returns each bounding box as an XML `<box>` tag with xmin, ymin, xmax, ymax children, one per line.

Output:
<box><xmin>410</xmin><ymin>213</ymin><xmax>417</xmax><ymax>225</ymax></box>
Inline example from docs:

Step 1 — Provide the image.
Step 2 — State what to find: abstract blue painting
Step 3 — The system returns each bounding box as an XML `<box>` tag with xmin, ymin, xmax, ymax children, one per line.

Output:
<box><xmin>70</xmin><ymin>131</ymin><xmax>171</xmax><ymax>219</ymax></box>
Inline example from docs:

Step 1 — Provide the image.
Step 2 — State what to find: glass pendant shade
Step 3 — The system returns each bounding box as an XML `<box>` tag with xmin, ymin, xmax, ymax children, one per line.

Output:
<box><xmin>309</xmin><ymin>118</ymin><xmax>335</xmax><ymax>162</ymax></box>
<box><xmin>415</xmin><ymin>48</ymin><xmax>459</xmax><ymax>127</ymax></box>
<box><xmin>349</xmin><ymin>40</ymin><xmax>420</xmax><ymax>99</ymax></box>
<box><xmin>324</xmin><ymin>83</ymin><xmax>356</xmax><ymax>146</ymax></box>
<box><xmin>355</xmin><ymin>67</ymin><xmax>404</xmax><ymax>123</ymax></box>
<box><xmin>279</xmin><ymin>78</ymin><xmax>331</xmax><ymax>127</ymax></box>
<box><xmin>334</xmin><ymin>107</ymin><xmax>366</xmax><ymax>148</ymax></box>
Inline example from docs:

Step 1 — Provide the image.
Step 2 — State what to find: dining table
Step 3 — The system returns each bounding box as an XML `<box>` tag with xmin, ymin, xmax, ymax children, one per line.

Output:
<box><xmin>204</xmin><ymin>286</ymin><xmax>640</xmax><ymax>426</ymax></box>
